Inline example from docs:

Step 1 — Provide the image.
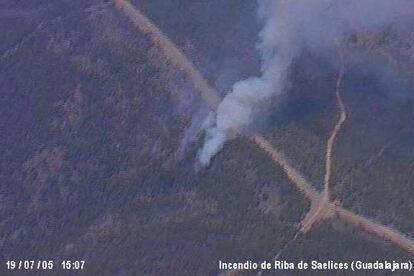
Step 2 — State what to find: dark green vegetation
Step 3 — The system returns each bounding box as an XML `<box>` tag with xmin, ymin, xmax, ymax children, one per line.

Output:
<box><xmin>1</xmin><ymin>1</ymin><xmax>413</xmax><ymax>275</ymax></box>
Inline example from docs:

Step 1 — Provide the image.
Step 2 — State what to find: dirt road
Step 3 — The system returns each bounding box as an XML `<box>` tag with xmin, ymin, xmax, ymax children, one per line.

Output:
<box><xmin>335</xmin><ymin>205</ymin><xmax>414</xmax><ymax>254</ymax></box>
<box><xmin>299</xmin><ymin>51</ymin><xmax>347</xmax><ymax>233</ymax></box>
<box><xmin>324</xmin><ymin>52</ymin><xmax>346</xmax><ymax>201</ymax></box>
<box><xmin>252</xmin><ymin>134</ymin><xmax>319</xmax><ymax>202</ymax></box>
<box><xmin>113</xmin><ymin>0</ymin><xmax>220</xmax><ymax>109</ymax></box>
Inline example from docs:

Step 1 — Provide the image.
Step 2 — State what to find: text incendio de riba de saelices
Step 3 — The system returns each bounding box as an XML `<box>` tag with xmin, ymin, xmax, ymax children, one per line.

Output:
<box><xmin>218</xmin><ymin>260</ymin><xmax>412</xmax><ymax>272</ymax></box>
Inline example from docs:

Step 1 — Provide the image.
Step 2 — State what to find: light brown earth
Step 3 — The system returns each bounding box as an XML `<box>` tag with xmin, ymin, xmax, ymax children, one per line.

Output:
<box><xmin>298</xmin><ymin>48</ymin><xmax>346</xmax><ymax>234</ymax></box>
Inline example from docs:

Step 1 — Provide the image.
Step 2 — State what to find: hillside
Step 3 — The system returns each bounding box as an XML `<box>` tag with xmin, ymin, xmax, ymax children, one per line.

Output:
<box><xmin>1</xmin><ymin>1</ymin><xmax>414</xmax><ymax>275</ymax></box>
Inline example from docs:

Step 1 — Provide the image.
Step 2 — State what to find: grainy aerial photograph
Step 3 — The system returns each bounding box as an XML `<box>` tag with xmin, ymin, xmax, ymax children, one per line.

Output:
<box><xmin>1</xmin><ymin>0</ymin><xmax>414</xmax><ymax>275</ymax></box>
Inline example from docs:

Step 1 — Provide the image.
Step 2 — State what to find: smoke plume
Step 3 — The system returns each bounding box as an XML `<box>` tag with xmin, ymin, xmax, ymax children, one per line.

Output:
<box><xmin>198</xmin><ymin>0</ymin><xmax>414</xmax><ymax>166</ymax></box>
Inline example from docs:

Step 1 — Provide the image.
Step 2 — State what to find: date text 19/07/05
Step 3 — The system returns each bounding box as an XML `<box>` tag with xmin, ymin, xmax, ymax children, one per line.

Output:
<box><xmin>5</xmin><ymin>260</ymin><xmax>86</xmax><ymax>271</ymax></box>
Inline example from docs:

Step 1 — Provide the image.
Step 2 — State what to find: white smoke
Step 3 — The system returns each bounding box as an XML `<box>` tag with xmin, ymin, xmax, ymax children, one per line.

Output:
<box><xmin>198</xmin><ymin>0</ymin><xmax>414</xmax><ymax>166</ymax></box>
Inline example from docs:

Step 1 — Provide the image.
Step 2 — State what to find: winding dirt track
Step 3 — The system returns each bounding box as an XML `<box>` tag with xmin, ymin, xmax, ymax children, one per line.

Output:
<box><xmin>298</xmin><ymin>50</ymin><xmax>346</xmax><ymax>233</ymax></box>
<box><xmin>324</xmin><ymin>51</ymin><xmax>346</xmax><ymax>201</ymax></box>
<box><xmin>113</xmin><ymin>0</ymin><xmax>414</xmax><ymax>257</ymax></box>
